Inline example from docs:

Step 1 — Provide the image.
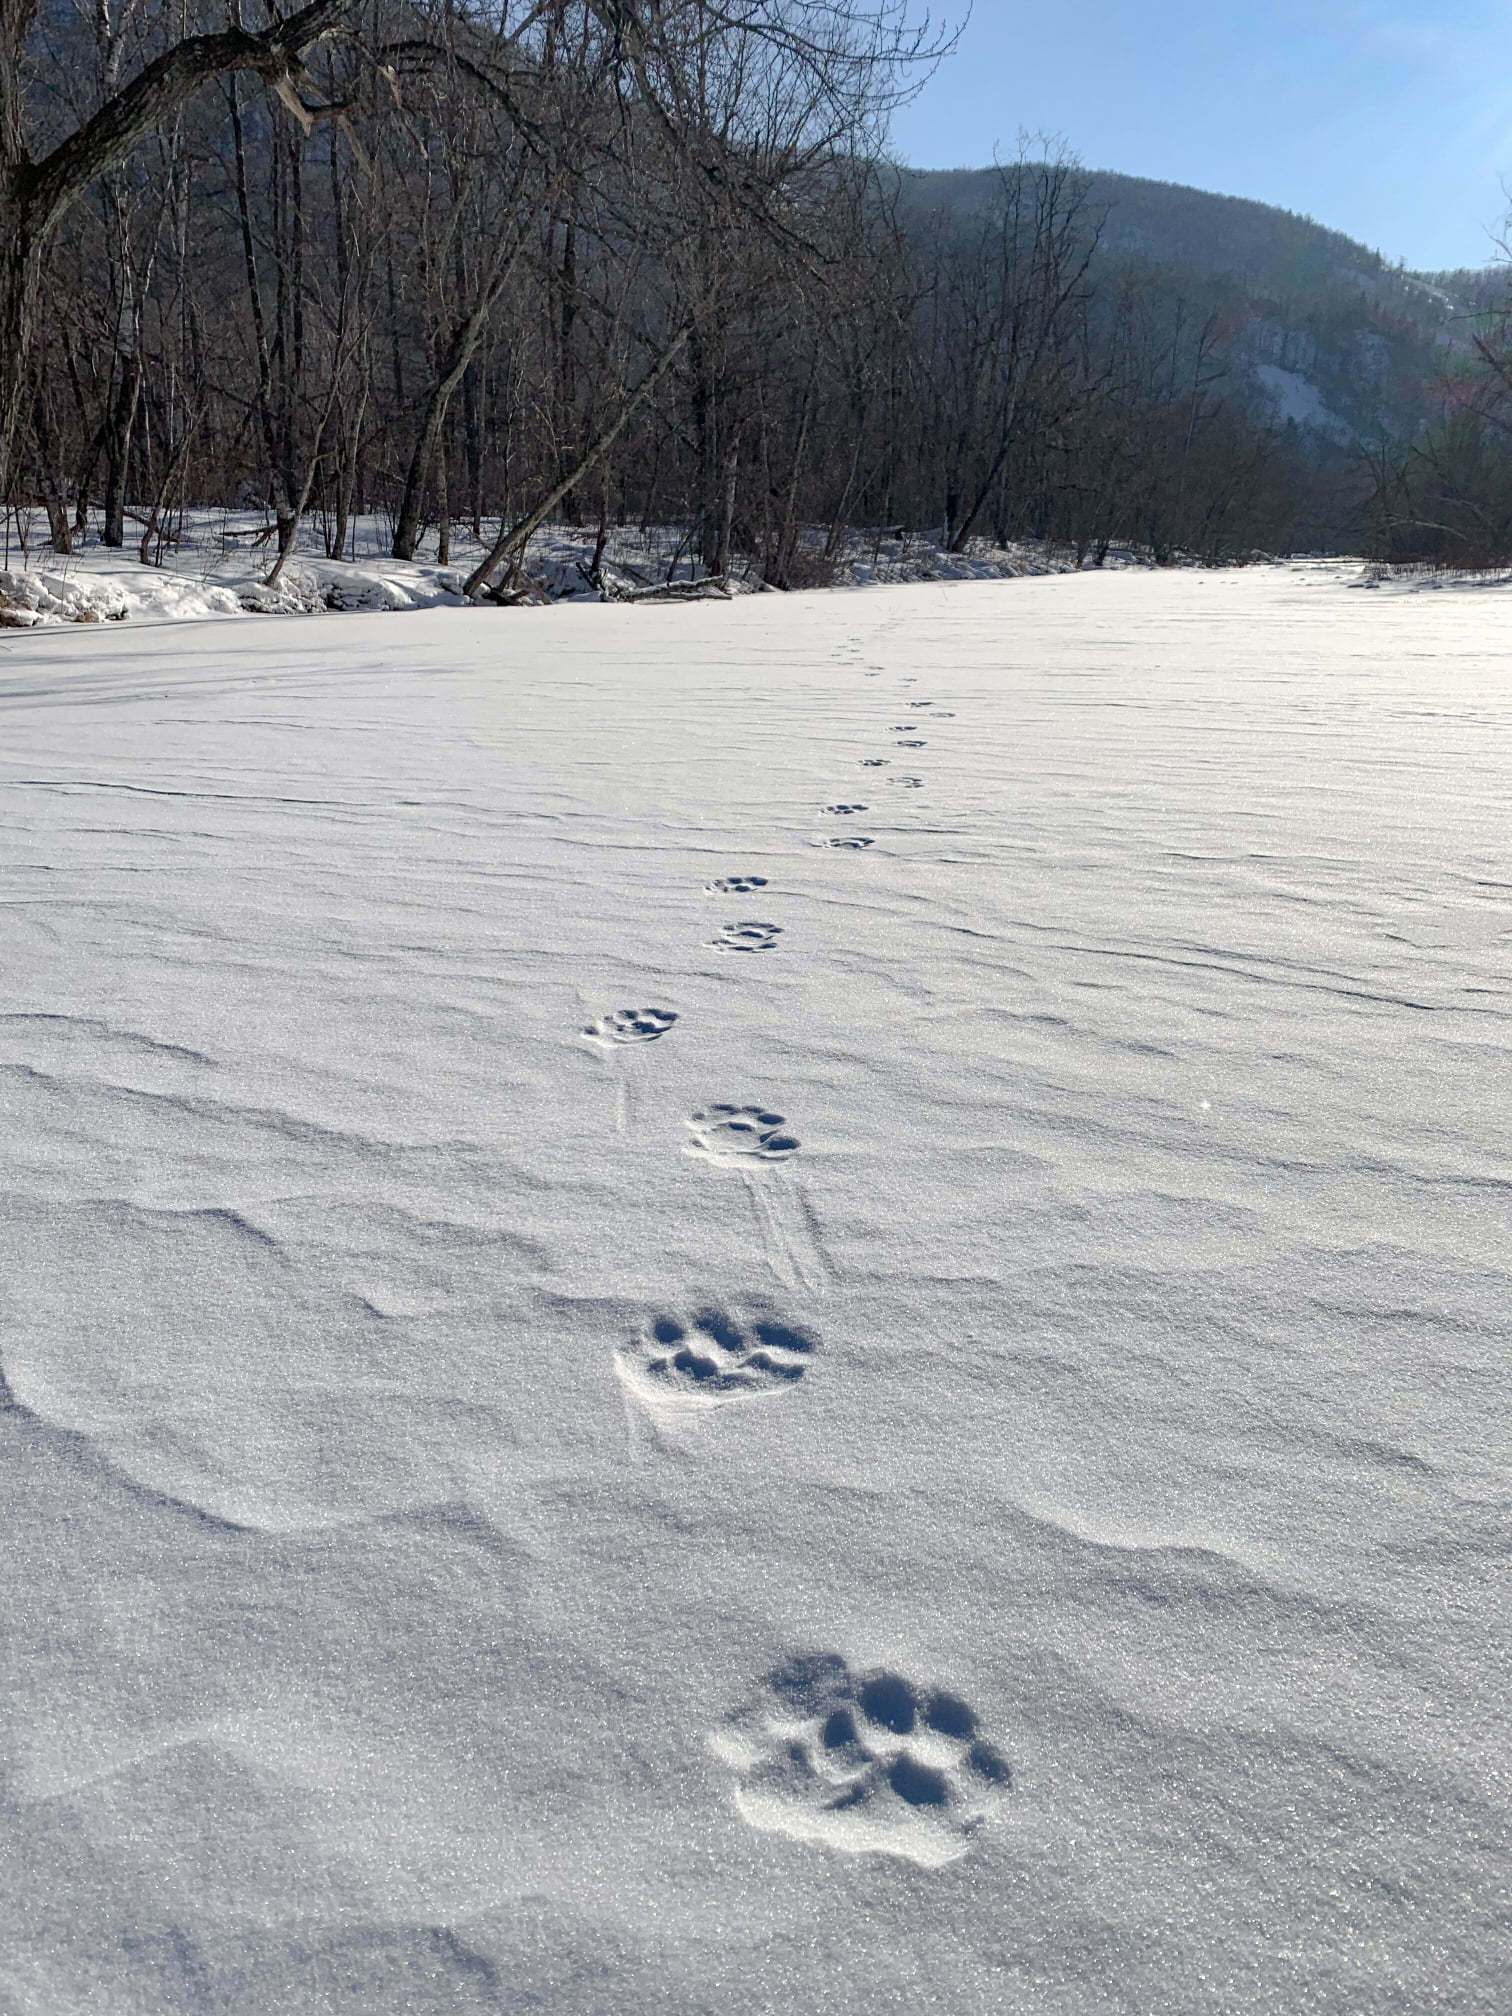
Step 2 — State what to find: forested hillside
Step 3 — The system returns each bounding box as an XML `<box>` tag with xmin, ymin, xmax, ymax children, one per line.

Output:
<box><xmin>1</xmin><ymin>1</ymin><xmax>1503</xmax><ymax>586</ymax></box>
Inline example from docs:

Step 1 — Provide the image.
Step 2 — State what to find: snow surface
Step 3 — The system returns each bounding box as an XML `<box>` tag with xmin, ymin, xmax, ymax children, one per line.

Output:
<box><xmin>1253</xmin><ymin>364</ymin><xmax>1349</xmax><ymax>438</ymax></box>
<box><xmin>1</xmin><ymin>564</ymin><xmax>1508</xmax><ymax>2012</ymax></box>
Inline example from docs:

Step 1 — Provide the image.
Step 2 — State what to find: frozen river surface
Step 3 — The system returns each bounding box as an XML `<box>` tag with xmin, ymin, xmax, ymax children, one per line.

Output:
<box><xmin>0</xmin><ymin>565</ymin><xmax>1507</xmax><ymax>2012</ymax></box>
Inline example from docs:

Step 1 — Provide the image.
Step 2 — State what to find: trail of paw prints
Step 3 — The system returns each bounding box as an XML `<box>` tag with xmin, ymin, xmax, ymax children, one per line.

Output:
<box><xmin>616</xmin><ymin>1304</ymin><xmax>817</xmax><ymax>1410</ymax></box>
<box><xmin>707</xmin><ymin>875</ymin><xmax>768</xmax><ymax>895</ymax></box>
<box><xmin>686</xmin><ymin>1104</ymin><xmax>799</xmax><ymax>1162</ymax></box>
<box><xmin>711</xmin><ymin>1653</ymin><xmax>1013</xmax><ymax>1868</ymax></box>
<box><xmin>708</xmin><ymin>921</ymin><xmax>782</xmax><ymax>955</ymax></box>
<box><xmin>582</xmin><ymin>1007</ymin><xmax>678</xmax><ymax>1045</ymax></box>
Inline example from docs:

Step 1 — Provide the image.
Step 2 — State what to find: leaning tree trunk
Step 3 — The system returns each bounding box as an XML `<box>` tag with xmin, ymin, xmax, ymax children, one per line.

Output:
<box><xmin>392</xmin><ymin>259</ymin><xmax>522</xmax><ymax>563</ymax></box>
<box><xmin>463</xmin><ymin>323</ymin><xmax>692</xmax><ymax>601</ymax></box>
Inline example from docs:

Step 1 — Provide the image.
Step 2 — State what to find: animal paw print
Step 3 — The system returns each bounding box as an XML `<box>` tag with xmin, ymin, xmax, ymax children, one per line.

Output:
<box><xmin>895</xmin><ymin>738</ymin><xmax>926</xmax><ymax>748</ymax></box>
<box><xmin>906</xmin><ymin>704</ymin><xmax>953</xmax><ymax>716</ymax></box>
<box><xmin>711</xmin><ymin>1653</ymin><xmax>1013</xmax><ymax>1868</ymax></box>
<box><xmin>708</xmin><ymin>921</ymin><xmax>782</xmax><ymax>955</ymax></box>
<box><xmin>616</xmin><ymin>1305</ymin><xmax>816</xmax><ymax>1408</ymax></box>
<box><xmin>686</xmin><ymin>1104</ymin><xmax>799</xmax><ymax>1162</ymax></box>
<box><xmin>707</xmin><ymin>875</ymin><xmax>768</xmax><ymax>895</ymax></box>
<box><xmin>858</xmin><ymin>758</ymin><xmax>889</xmax><ymax>768</ymax></box>
<box><xmin>815</xmin><ymin>835</ymin><xmax>874</xmax><ymax>849</ymax></box>
<box><xmin>582</xmin><ymin>1007</ymin><xmax>678</xmax><ymax>1045</ymax></box>
<box><xmin>888</xmin><ymin>775</ymin><xmax>924</xmax><ymax>788</ymax></box>
<box><xmin>819</xmin><ymin>803</ymin><xmax>868</xmax><ymax>816</ymax></box>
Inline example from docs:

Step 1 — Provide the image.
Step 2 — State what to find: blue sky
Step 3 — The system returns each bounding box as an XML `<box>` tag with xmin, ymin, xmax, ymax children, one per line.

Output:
<box><xmin>888</xmin><ymin>0</ymin><xmax>1512</xmax><ymax>271</ymax></box>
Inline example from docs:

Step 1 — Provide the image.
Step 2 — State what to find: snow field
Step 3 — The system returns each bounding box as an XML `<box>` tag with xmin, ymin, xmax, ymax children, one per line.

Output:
<box><xmin>0</xmin><ymin>563</ymin><xmax>1508</xmax><ymax>2012</ymax></box>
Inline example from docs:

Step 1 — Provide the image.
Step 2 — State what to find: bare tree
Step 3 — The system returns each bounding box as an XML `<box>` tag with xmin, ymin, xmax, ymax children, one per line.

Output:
<box><xmin>0</xmin><ymin>0</ymin><xmax>354</xmax><ymax>492</ymax></box>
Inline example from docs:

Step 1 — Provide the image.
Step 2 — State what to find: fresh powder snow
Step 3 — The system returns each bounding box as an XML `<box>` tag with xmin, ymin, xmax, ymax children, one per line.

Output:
<box><xmin>0</xmin><ymin>564</ymin><xmax>1507</xmax><ymax>2012</ymax></box>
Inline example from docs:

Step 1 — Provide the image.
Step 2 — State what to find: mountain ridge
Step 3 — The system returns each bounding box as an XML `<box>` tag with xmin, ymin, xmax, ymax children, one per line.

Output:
<box><xmin>896</xmin><ymin>163</ymin><xmax>1497</xmax><ymax>450</ymax></box>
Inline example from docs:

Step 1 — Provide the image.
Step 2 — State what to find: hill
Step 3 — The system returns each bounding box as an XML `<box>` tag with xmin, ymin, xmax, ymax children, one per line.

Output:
<box><xmin>896</xmin><ymin>165</ymin><xmax>1498</xmax><ymax>449</ymax></box>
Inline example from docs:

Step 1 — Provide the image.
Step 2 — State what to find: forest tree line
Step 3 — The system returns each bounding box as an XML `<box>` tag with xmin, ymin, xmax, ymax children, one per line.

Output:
<box><xmin>1</xmin><ymin>0</ymin><xmax>1420</xmax><ymax>591</ymax></box>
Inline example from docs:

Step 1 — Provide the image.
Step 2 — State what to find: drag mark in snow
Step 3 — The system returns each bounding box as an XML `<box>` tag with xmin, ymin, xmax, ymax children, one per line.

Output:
<box><xmin>742</xmin><ymin>1171</ymin><xmax>832</xmax><ymax>1293</ymax></box>
<box><xmin>707</xmin><ymin>921</ymin><xmax>783</xmax><ymax>955</ymax></box>
<box><xmin>580</xmin><ymin>1008</ymin><xmax>678</xmax><ymax>1045</ymax></box>
<box><xmin>685</xmin><ymin>1104</ymin><xmax>799</xmax><ymax>1162</ymax></box>
<box><xmin>706</xmin><ymin>875</ymin><xmax>768</xmax><ymax>895</ymax></box>
<box><xmin>616</xmin><ymin>1305</ymin><xmax>816</xmax><ymax>1410</ymax></box>
<box><xmin>580</xmin><ymin>1008</ymin><xmax>677</xmax><ymax>1134</ymax></box>
<box><xmin>712</xmin><ymin>1653</ymin><xmax>1013</xmax><ymax>1867</ymax></box>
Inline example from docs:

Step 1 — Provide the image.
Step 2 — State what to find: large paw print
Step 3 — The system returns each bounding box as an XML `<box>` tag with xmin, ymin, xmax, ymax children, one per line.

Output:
<box><xmin>888</xmin><ymin>775</ymin><xmax>924</xmax><ymax>788</ymax></box>
<box><xmin>707</xmin><ymin>875</ymin><xmax>768</xmax><ymax>895</ymax></box>
<box><xmin>814</xmin><ymin>835</ymin><xmax>874</xmax><ymax>850</ymax></box>
<box><xmin>582</xmin><ymin>1007</ymin><xmax>678</xmax><ymax>1045</ymax></box>
<box><xmin>708</xmin><ymin>920</ymin><xmax>782</xmax><ymax>954</ymax></box>
<box><xmin>686</xmin><ymin>1104</ymin><xmax>799</xmax><ymax>1162</ymax></box>
<box><xmin>894</xmin><ymin>738</ymin><xmax>926</xmax><ymax>748</ymax></box>
<box><xmin>858</xmin><ymin>758</ymin><xmax>889</xmax><ymax>768</ymax></box>
<box><xmin>711</xmin><ymin>1653</ymin><xmax>1013</xmax><ymax>1868</ymax></box>
<box><xmin>819</xmin><ymin>803</ymin><xmax>868</xmax><ymax>816</ymax></box>
<box><xmin>616</xmin><ymin>1305</ymin><xmax>816</xmax><ymax>1408</ymax></box>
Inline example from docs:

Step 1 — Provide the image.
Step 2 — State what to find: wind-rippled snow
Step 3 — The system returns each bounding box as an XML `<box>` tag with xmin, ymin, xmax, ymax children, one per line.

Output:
<box><xmin>1</xmin><ymin>565</ymin><xmax>1507</xmax><ymax>2012</ymax></box>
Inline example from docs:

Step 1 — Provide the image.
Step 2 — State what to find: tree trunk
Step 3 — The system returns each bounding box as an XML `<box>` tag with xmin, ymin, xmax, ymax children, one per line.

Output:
<box><xmin>0</xmin><ymin>228</ymin><xmax>38</xmax><ymax>502</ymax></box>
<box><xmin>32</xmin><ymin>386</ymin><xmax>72</xmax><ymax>553</ymax></box>
<box><xmin>392</xmin><ymin>264</ymin><xmax>522</xmax><ymax>562</ymax></box>
<box><xmin>101</xmin><ymin>350</ymin><xmax>141</xmax><ymax>546</ymax></box>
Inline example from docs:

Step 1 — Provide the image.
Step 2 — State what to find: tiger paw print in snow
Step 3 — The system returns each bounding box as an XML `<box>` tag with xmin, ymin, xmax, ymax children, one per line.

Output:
<box><xmin>685</xmin><ymin>1104</ymin><xmax>799</xmax><ymax>1162</ymax></box>
<box><xmin>710</xmin><ymin>1653</ymin><xmax>1014</xmax><ymax>1868</ymax></box>
<box><xmin>616</xmin><ymin>1304</ymin><xmax>817</xmax><ymax>1410</ymax></box>
<box><xmin>708</xmin><ymin>921</ymin><xmax>782</xmax><ymax>955</ymax></box>
<box><xmin>581</xmin><ymin>1007</ymin><xmax>678</xmax><ymax>1045</ymax></box>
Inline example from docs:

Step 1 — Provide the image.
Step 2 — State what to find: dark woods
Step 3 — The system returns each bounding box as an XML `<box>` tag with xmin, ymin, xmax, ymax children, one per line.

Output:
<box><xmin>1</xmin><ymin>0</ymin><xmax>1441</xmax><ymax>588</ymax></box>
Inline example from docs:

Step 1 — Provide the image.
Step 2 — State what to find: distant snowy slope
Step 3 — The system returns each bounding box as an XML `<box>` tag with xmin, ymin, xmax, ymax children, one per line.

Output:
<box><xmin>1</xmin><ymin>568</ymin><xmax>1508</xmax><ymax>2013</ymax></box>
<box><xmin>1254</xmin><ymin>362</ymin><xmax>1349</xmax><ymax>436</ymax></box>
